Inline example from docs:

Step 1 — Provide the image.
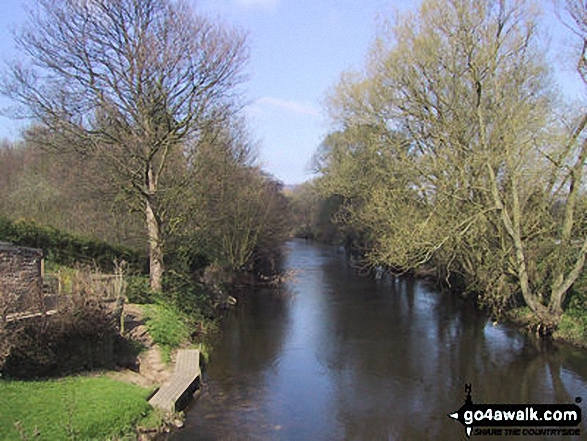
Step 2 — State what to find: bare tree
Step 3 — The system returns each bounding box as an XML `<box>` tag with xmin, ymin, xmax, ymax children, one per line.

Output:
<box><xmin>2</xmin><ymin>0</ymin><xmax>249</xmax><ymax>290</ymax></box>
<box><xmin>176</xmin><ymin>119</ymin><xmax>288</xmax><ymax>275</ymax></box>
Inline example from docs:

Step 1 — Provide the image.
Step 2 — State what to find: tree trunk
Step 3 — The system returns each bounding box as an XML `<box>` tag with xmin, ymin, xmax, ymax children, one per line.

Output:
<box><xmin>549</xmin><ymin>237</ymin><xmax>587</xmax><ymax>317</ymax></box>
<box><xmin>485</xmin><ymin>162</ymin><xmax>557</xmax><ymax>327</ymax></box>
<box><xmin>548</xmin><ymin>136</ymin><xmax>587</xmax><ymax>317</ymax></box>
<box><xmin>146</xmin><ymin>164</ymin><xmax>164</xmax><ymax>292</ymax></box>
<box><xmin>146</xmin><ymin>199</ymin><xmax>164</xmax><ymax>291</ymax></box>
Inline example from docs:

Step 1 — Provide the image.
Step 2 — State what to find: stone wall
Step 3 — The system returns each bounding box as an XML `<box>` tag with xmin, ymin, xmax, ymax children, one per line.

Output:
<box><xmin>0</xmin><ymin>242</ymin><xmax>43</xmax><ymax>314</ymax></box>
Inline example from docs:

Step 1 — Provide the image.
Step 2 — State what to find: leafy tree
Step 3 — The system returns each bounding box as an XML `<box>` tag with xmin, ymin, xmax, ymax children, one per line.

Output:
<box><xmin>321</xmin><ymin>0</ymin><xmax>587</xmax><ymax>327</ymax></box>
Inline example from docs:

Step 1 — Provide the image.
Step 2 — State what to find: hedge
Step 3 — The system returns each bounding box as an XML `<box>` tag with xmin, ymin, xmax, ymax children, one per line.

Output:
<box><xmin>0</xmin><ymin>217</ymin><xmax>147</xmax><ymax>273</ymax></box>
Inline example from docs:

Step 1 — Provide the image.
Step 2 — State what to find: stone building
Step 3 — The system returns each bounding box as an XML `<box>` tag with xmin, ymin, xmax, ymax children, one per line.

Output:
<box><xmin>0</xmin><ymin>242</ymin><xmax>44</xmax><ymax>314</ymax></box>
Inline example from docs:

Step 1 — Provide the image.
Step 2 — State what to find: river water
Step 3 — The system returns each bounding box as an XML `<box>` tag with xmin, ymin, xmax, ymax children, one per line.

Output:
<box><xmin>172</xmin><ymin>239</ymin><xmax>587</xmax><ymax>440</ymax></box>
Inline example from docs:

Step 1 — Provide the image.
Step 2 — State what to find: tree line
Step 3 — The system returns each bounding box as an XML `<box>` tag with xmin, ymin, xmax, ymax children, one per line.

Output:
<box><xmin>0</xmin><ymin>0</ymin><xmax>290</xmax><ymax>290</ymax></box>
<box><xmin>300</xmin><ymin>0</ymin><xmax>587</xmax><ymax>330</ymax></box>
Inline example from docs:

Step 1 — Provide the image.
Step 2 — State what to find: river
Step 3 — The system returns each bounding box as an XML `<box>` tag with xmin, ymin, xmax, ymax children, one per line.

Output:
<box><xmin>172</xmin><ymin>239</ymin><xmax>587</xmax><ymax>440</ymax></box>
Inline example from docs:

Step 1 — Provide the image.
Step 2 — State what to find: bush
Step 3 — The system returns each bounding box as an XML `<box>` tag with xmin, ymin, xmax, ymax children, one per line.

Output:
<box><xmin>161</xmin><ymin>271</ymin><xmax>215</xmax><ymax>318</ymax></box>
<box><xmin>125</xmin><ymin>275</ymin><xmax>157</xmax><ymax>304</ymax></box>
<box><xmin>2</xmin><ymin>271</ymin><xmax>120</xmax><ymax>378</ymax></box>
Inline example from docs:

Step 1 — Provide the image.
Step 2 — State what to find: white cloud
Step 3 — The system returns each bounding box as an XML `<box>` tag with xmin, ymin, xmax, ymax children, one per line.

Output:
<box><xmin>256</xmin><ymin>96</ymin><xmax>320</xmax><ymax>117</ymax></box>
<box><xmin>234</xmin><ymin>0</ymin><xmax>278</xmax><ymax>10</ymax></box>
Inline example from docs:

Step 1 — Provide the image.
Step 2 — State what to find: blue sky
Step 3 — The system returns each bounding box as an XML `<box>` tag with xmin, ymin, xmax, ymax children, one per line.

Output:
<box><xmin>194</xmin><ymin>0</ymin><xmax>414</xmax><ymax>184</ymax></box>
<box><xmin>0</xmin><ymin>0</ymin><xmax>584</xmax><ymax>184</ymax></box>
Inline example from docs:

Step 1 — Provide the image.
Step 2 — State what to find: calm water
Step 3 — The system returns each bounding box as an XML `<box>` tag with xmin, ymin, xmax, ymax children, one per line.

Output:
<box><xmin>172</xmin><ymin>240</ymin><xmax>587</xmax><ymax>440</ymax></box>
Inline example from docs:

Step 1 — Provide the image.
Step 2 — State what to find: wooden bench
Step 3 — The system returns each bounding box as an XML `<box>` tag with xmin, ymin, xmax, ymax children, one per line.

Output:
<box><xmin>149</xmin><ymin>349</ymin><xmax>201</xmax><ymax>413</ymax></box>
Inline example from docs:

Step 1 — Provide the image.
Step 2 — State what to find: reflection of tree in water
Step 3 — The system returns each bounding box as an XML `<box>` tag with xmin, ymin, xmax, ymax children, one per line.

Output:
<box><xmin>314</xmin><ymin>271</ymin><xmax>465</xmax><ymax>439</ymax></box>
<box><xmin>174</xmin><ymin>241</ymin><xmax>587</xmax><ymax>440</ymax></box>
<box><xmin>318</xmin><ymin>263</ymin><xmax>587</xmax><ymax>440</ymax></box>
<box><xmin>212</xmin><ymin>285</ymin><xmax>291</xmax><ymax>379</ymax></box>
<box><xmin>174</xmin><ymin>267</ymin><xmax>293</xmax><ymax>440</ymax></box>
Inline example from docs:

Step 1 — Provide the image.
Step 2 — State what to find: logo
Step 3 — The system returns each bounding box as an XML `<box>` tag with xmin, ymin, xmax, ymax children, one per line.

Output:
<box><xmin>448</xmin><ymin>384</ymin><xmax>582</xmax><ymax>437</ymax></box>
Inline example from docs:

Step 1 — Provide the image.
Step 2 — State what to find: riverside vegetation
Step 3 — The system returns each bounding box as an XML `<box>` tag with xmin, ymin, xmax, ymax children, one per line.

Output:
<box><xmin>2</xmin><ymin>0</ymin><xmax>587</xmax><ymax>438</ymax></box>
<box><xmin>0</xmin><ymin>199</ymin><xmax>287</xmax><ymax>439</ymax></box>
<box><xmin>0</xmin><ymin>0</ymin><xmax>289</xmax><ymax>438</ymax></box>
<box><xmin>291</xmin><ymin>0</ymin><xmax>587</xmax><ymax>344</ymax></box>
<box><xmin>0</xmin><ymin>219</ymin><xmax>220</xmax><ymax>439</ymax></box>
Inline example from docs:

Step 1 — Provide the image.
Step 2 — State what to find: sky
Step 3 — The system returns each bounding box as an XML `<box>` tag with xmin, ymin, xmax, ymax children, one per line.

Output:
<box><xmin>0</xmin><ymin>0</ymin><xmax>584</xmax><ymax>185</ymax></box>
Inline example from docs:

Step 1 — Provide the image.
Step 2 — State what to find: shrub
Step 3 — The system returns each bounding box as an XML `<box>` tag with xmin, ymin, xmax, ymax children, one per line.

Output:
<box><xmin>161</xmin><ymin>271</ymin><xmax>215</xmax><ymax>318</ymax></box>
<box><xmin>2</xmin><ymin>270</ymin><xmax>120</xmax><ymax>378</ymax></box>
<box><xmin>125</xmin><ymin>275</ymin><xmax>157</xmax><ymax>304</ymax></box>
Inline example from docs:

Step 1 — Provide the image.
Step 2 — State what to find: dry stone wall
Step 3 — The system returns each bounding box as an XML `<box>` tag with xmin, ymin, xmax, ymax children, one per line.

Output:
<box><xmin>0</xmin><ymin>242</ymin><xmax>43</xmax><ymax>314</ymax></box>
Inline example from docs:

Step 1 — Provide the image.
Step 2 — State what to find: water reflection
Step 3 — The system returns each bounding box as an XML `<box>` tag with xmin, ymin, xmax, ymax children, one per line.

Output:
<box><xmin>173</xmin><ymin>240</ymin><xmax>587</xmax><ymax>440</ymax></box>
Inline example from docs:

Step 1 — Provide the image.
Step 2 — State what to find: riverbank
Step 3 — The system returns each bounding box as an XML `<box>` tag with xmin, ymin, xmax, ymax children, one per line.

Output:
<box><xmin>393</xmin><ymin>259</ymin><xmax>587</xmax><ymax>350</ymax></box>
<box><xmin>0</xmin><ymin>200</ymin><xmax>284</xmax><ymax>439</ymax></box>
<box><xmin>107</xmin><ymin>302</ymin><xmax>210</xmax><ymax>436</ymax></box>
<box><xmin>418</xmin><ymin>273</ymin><xmax>587</xmax><ymax>350</ymax></box>
<box><xmin>169</xmin><ymin>240</ymin><xmax>587</xmax><ymax>440</ymax></box>
<box><xmin>504</xmin><ymin>306</ymin><xmax>587</xmax><ymax>350</ymax></box>
<box><xmin>0</xmin><ymin>376</ymin><xmax>156</xmax><ymax>440</ymax></box>
<box><xmin>0</xmin><ymin>302</ymin><xmax>208</xmax><ymax>440</ymax></box>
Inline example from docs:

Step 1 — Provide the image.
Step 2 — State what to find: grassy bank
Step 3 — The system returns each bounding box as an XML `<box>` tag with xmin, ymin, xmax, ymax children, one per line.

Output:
<box><xmin>553</xmin><ymin>310</ymin><xmax>587</xmax><ymax>348</ymax></box>
<box><xmin>143</xmin><ymin>302</ymin><xmax>194</xmax><ymax>363</ymax></box>
<box><xmin>0</xmin><ymin>224</ymin><xmax>225</xmax><ymax>438</ymax></box>
<box><xmin>500</xmin><ymin>306</ymin><xmax>587</xmax><ymax>348</ymax></box>
<box><xmin>142</xmin><ymin>301</ymin><xmax>216</xmax><ymax>364</ymax></box>
<box><xmin>0</xmin><ymin>376</ymin><xmax>159</xmax><ymax>440</ymax></box>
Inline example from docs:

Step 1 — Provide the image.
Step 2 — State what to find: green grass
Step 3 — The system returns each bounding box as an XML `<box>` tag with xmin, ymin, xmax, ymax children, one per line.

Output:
<box><xmin>142</xmin><ymin>301</ymin><xmax>218</xmax><ymax>365</ymax></box>
<box><xmin>0</xmin><ymin>376</ymin><xmax>157</xmax><ymax>441</ymax></box>
<box><xmin>554</xmin><ymin>309</ymin><xmax>587</xmax><ymax>346</ymax></box>
<box><xmin>142</xmin><ymin>303</ymin><xmax>192</xmax><ymax>363</ymax></box>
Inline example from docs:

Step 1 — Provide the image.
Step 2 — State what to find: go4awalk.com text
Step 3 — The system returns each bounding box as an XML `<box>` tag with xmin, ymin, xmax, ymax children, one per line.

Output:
<box><xmin>448</xmin><ymin>385</ymin><xmax>582</xmax><ymax>437</ymax></box>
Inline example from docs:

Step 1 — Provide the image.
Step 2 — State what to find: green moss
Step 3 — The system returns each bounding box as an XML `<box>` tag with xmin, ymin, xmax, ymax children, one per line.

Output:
<box><xmin>192</xmin><ymin>342</ymin><xmax>213</xmax><ymax>365</ymax></box>
<box><xmin>0</xmin><ymin>376</ymin><xmax>158</xmax><ymax>441</ymax></box>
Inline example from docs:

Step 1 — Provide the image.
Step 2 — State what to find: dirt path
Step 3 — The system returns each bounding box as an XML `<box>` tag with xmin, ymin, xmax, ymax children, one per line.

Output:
<box><xmin>106</xmin><ymin>303</ymin><xmax>172</xmax><ymax>389</ymax></box>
